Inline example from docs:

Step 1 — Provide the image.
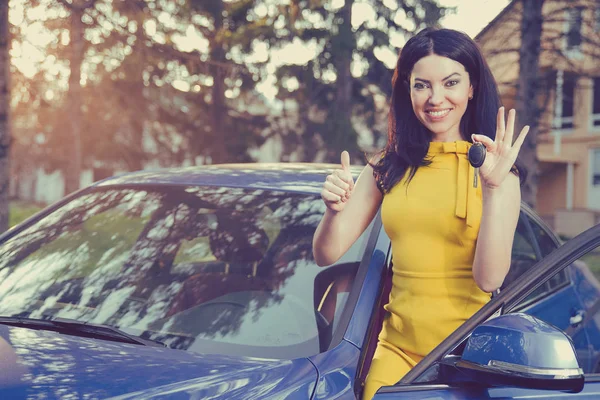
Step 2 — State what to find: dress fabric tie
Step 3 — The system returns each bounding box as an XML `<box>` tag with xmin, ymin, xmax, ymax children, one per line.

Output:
<box><xmin>435</xmin><ymin>141</ymin><xmax>478</xmax><ymax>227</ymax></box>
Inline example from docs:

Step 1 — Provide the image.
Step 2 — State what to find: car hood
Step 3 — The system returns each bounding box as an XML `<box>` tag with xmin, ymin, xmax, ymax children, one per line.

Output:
<box><xmin>0</xmin><ymin>325</ymin><xmax>318</xmax><ymax>399</ymax></box>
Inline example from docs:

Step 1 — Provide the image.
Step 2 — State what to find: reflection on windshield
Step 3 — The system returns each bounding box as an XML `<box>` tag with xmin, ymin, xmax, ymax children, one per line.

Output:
<box><xmin>0</xmin><ymin>186</ymin><xmax>370</xmax><ymax>359</ymax></box>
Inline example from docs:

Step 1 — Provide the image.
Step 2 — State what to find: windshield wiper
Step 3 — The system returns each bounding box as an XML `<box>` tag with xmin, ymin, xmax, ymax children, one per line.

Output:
<box><xmin>0</xmin><ymin>316</ymin><xmax>167</xmax><ymax>348</ymax></box>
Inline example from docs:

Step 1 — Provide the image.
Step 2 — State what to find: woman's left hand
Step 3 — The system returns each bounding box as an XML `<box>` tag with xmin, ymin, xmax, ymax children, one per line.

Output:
<box><xmin>472</xmin><ymin>107</ymin><xmax>530</xmax><ymax>189</ymax></box>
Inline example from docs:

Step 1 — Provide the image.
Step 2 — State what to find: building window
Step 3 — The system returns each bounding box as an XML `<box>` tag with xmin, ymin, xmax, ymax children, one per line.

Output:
<box><xmin>566</xmin><ymin>7</ymin><xmax>583</xmax><ymax>51</ymax></box>
<box><xmin>593</xmin><ymin>149</ymin><xmax>600</xmax><ymax>186</ymax></box>
<box><xmin>592</xmin><ymin>77</ymin><xmax>600</xmax><ymax>128</ymax></box>
<box><xmin>554</xmin><ymin>70</ymin><xmax>576</xmax><ymax>130</ymax></box>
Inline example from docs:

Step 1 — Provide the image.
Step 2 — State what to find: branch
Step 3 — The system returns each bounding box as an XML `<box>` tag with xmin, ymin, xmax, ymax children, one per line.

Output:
<box><xmin>150</xmin><ymin>41</ymin><xmax>245</xmax><ymax>75</ymax></box>
<box><xmin>57</xmin><ymin>0</ymin><xmax>99</xmax><ymax>11</ymax></box>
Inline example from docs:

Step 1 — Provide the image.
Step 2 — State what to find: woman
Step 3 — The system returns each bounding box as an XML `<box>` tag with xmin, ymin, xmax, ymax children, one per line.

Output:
<box><xmin>312</xmin><ymin>28</ymin><xmax>529</xmax><ymax>400</ymax></box>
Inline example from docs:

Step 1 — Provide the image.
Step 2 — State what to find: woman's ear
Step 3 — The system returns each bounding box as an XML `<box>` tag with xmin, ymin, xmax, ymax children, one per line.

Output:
<box><xmin>468</xmin><ymin>85</ymin><xmax>474</xmax><ymax>100</ymax></box>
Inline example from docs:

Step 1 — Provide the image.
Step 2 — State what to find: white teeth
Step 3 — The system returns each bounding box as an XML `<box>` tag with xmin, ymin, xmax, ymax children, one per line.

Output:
<box><xmin>427</xmin><ymin>109</ymin><xmax>450</xmax><ymax>117</ymax></box>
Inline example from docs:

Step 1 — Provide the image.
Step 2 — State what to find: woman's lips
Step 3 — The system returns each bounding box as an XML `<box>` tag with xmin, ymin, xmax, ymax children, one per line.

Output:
<box><xmin>425</xmin><ymin>108</ymin><xmax>452</xmax><ymax>121</ymax></box>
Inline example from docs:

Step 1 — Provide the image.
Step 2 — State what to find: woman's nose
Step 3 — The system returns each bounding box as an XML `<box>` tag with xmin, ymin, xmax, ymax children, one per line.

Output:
<box><xmin>428</xmin><ymin>88</ymin><xmax>444</xmax><ymax>105</ymax></box>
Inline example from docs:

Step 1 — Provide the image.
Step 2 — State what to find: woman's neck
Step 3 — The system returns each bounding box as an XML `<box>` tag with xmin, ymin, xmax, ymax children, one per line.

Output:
<box><xmin>430</xmin><ymin>130</ymin><xmax>464</xmax><ymax>143</ymax></box>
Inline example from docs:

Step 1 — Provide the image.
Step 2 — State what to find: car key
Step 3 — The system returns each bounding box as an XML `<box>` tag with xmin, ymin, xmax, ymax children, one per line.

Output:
<box><xmin>468</xmin><ymin>142</ymin><xmax>486</xmax><ymax>188</ymax></box>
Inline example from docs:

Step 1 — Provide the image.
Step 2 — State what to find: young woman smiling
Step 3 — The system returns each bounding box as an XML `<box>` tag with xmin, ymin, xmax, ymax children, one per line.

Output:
<box><xmin>312</xmin><ymin>28</ymin><xmax>529</xmax><ymax>400</ymax></box>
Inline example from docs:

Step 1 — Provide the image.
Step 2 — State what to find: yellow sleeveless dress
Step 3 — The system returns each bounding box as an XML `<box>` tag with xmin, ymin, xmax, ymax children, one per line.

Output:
<box><xmin>363</xmin><ymin>141</ymin><xmax>491</xmax><ymax>400</ymax></box>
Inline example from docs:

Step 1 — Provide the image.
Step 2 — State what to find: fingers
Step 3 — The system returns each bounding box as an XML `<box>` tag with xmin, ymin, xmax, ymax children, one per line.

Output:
<box><xmin>328</xmin><ymin>171</ymin><xmax>351</xmax><ymax>191</ymax></box>
<box><xmin>341</xmin><ymin>151</ymin><xmax>350</xmax><ymax>172</ymax></box>
<box><xmin>321</xmin><ymin>189</ymin><xmax>343</xmax><ymax>204</ymax></box>
<box><xmin>512</xmin><ymin>124</ymin><xmax>530</xmax><ymax>153</ymax></box>
<box><xmin>496</xmin><ymin>107</ymin><xmax>506</xmax><ymax>144</ymax></box>
<box><xmin>504</xmin><ymin>108</ymin><xmax>516</xmax><ymax>146</ymax></box>
<box><xmin>324</xmin><ymin>175</ymin><xmax>349</xmax><ymax>197</ymax></box>
<box><xmin>472</xmin><ymin>133</ymin><xmax>495</xmax><ymax>153</ymax></box>
<box><xmin>321</xmin><ymin>178</ymin><xmax>350</xmax><ymax>205</ymax></box>
<box><xmin>322</xmin><ymin>151</ymin><xmax>355</xmax><ymax>209</ymax></box>
<box><xmin>339</xmin><ymin>151</ymin><xmax>354</xmax><ymax>191</ymax></box>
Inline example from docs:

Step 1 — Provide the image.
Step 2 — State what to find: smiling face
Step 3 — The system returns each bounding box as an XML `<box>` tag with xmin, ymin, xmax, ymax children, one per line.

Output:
<box><xmin>409</xmin><ymin>54</ymin><xmax>474</xmax><ymax>142</ymax></box>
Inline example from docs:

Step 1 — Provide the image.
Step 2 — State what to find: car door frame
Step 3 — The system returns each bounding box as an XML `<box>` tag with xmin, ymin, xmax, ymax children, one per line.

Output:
<box><xmin>373</xmin><ymin>223</ymin><xmax>600</xmax><ymax>397</ymax></box>
<box><xmin>497</xmin><ymin>207</ymin><xmax>564</xmax><ymax>299</ymax></box>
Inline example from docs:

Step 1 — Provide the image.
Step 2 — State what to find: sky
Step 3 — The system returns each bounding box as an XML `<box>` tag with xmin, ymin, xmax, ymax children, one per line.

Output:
<box><xmin>439</xmin><ymin>0</ymin><xmax>511</xmax><ymax>37</ymax></box>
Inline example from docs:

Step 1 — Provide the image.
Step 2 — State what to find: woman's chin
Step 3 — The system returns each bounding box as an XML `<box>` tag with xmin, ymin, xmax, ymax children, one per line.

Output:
<box><xmin>427</xmin><ymin>125</ymin><xmax>451</xmax><ymax>136</ymax></box>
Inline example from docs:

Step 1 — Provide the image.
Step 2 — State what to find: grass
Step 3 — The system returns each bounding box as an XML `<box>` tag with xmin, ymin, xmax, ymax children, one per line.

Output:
<box><xmin>9</xmin><ymin>201</ymin><xmax>45</xmax><ymax>227</ymax></box>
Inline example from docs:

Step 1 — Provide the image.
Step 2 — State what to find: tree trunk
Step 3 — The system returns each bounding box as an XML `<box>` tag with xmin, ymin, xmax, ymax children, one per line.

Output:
<box><xmin>208</xmin><ymin>0</ymin><xmax>227</xmax><ymax>164</ymax></box>
<box><xmin>65</xmin><ymin>6</ymin><xmax>85</xmax><ymax>195</ymax></box>
<box><xmin>328</xmin><ymin>0</ymin><xmax>356</xmax><ymax>162</ymax></box>
<box><xmin>127</xmin><ymin>76</ymin><xmax>145</xmax><ymax>172</ymax></box>
<box><xmin>0</xmin><ymin>2</ymin><xmax>11</xmax><ymax>232</ymax></box>
<box><xmin>127</xmin><ymin>9</ymin><xmax>147</xmax><ymax>172</ymax></box>
<box><xmin>516</xmin><ymin>0</ymin><xmax>544</xmax><ymax>208</ymax></box>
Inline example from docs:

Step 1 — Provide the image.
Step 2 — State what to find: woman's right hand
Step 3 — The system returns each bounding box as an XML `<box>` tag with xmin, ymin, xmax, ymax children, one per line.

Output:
<box><xmin>321</xmin><ymin>151</ymin><xmax>355</xmax><ymax>212</ymax></box>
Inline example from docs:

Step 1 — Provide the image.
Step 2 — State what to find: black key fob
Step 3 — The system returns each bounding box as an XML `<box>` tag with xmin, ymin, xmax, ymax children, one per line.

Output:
<box><xmin>468</xmin><ymin>142</ymin><xmax>486</xmax><ymax>168</ymax></box>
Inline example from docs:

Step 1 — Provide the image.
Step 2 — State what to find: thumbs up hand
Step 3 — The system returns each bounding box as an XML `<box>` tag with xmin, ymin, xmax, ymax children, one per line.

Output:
<box><xmin>321</xmin><ymin>151</ymin><xmax>355</xmax><ymax>212</ymax></box>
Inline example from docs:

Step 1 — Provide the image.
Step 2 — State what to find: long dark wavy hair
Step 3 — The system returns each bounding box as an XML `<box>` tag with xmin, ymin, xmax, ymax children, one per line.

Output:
<box><xmin>371</xmin><ymin>28</ymin><xmax>526</xmax><ymax>193</ymax></box>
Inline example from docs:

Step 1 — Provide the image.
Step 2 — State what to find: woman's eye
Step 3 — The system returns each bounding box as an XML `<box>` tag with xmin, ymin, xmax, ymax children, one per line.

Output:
<box><xmin>445</xmin><ymin>80</ymin><xmax>459</xmax><ymax>87</ymax></box>
<box><xmin>414</xmin><ymin>82</ymin><xmax>427</xmax><ymax>90</ymax></box>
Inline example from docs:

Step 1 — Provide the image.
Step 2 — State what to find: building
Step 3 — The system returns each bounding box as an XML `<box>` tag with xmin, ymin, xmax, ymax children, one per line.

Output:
<box><xmin>476</xmin><ymin>0</ymin><xmax>600</xmax><ymax>237</ymax></box>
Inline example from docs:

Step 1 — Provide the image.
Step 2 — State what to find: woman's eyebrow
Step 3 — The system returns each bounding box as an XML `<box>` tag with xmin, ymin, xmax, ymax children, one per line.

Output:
<box><xmin>414</xmin><ymin>72</ymin><xmax>462</xmax><ymax>83</ymax></box>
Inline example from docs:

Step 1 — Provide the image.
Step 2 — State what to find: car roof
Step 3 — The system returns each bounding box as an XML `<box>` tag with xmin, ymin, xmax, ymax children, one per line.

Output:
<box><xmin>93</xmin><ymin>162</ymin><xmax>539</xmax><ymax>222</ymax></box>
<box><xmin>94</xmin><ymin>163</ymin><xmax>366</xmax><ymax>195</ymax></box>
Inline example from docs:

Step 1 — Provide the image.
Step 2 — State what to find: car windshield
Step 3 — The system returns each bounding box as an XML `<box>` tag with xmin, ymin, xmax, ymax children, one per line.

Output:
<box><xmin>0</xmin><ymin>185</ymin><xmax>372</xmax><ymax>359</ymax></box>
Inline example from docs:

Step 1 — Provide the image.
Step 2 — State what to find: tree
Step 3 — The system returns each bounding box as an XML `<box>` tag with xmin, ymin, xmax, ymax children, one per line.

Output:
<box><xmin>84</xmin><ymin>0</ymin><xmax>278</xmax><ymax>166</ymax></box>
<box><xmin>57</xmin><ymin>0</ymin><xmax>100</xmax><ymax>195</ymax></box>
<box><xmin>80</xmin><ymin>0</ymin><xmax>173</xmax><ymax>171</ymax></box>
<box><xmin>182</xmin><ymin>0</ymin><xmax>278</xmax><ymax>164</ymax></box>
<box><xmin>0</xmin><ymin>1</ymin><xmax>11</xmax><ymax>232</ymax></box>
<box><xmin>274</xmin><ymin>0</ymin><xmax>451</xmax><ymax>162</ymax></box>
<box><xmin>516</xmin><ymin>0</ymin><xmax>544</xmax><ymax>208</ymax></box>
<box><xmin>10</xmin><ymin>0</ymin><xmax>239</xmax><ymax>180</ymax></box>
<box><xmin>9</xmin><ymin>0</ymin><xmax>450</xmax><ymax>202</ymax></box>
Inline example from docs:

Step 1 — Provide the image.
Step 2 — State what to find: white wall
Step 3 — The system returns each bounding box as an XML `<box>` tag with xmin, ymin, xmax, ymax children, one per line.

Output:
<box><xmin>13</xmin><ymin>168</ymin><xmax>94</xmax><ymax>205</ymax></box>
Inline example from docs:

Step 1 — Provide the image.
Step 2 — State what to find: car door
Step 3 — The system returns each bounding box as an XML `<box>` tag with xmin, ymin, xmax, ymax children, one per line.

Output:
<box><xmin>508</xmin><ymin>213</ymin><xmax>594</xmax><ymax>371</ymax></box>
<box><xmin>498</xmin><ymin>211</ymin><xmax>593</xmax><ymax>369</ymax></box>
<box><xmin>517</xmin><ymin>269</ymin><xmax>593</xmax><ymax>372</ymax></box>
<box><xmin>563</xmin><ymin>245</ymin><xmax>600</xmax><ymax>373</ymax></box>
<box><xmin>370</xmin><ymin>224</ymin><xmax>600</xmax><ymax>399</ymax></box>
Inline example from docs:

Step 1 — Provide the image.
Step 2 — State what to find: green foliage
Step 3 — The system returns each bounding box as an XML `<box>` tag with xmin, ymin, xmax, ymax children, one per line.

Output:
<box><xmin>9</xmin><ymin>202</ymin><xmax>44</xmax><ymax>228</ymax></box>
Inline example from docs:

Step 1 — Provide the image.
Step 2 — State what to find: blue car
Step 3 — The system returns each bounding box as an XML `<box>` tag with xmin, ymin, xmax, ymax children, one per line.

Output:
<box><xmin>0</xmin><ymin>163</ymin><xmax>599</xmax><ymax>399</ymax></box>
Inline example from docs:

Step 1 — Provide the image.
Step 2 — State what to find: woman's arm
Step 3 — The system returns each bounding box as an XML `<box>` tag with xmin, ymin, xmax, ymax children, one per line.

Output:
<box><xmin>313</xmin><ymin>153</ymin><xmax>383</xmax><ymax>266</ymax></box>
<box><xmin>471</xmin><ymin>107</ymin><xmax>530</xmax><ymax>292</ymax></box>
<box><xmin>472</xmin><ymin>172</ymin><xmax>521</xmax><ymax>292</ymax></box>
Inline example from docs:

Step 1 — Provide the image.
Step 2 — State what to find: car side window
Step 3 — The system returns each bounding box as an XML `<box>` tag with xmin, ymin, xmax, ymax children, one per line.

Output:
<box><xmin>528</xmin><ymin>216</ymin><xmax>559</xmax><ymax>257</ymax></box>
<box><xmin>502</xmin><ymin>216</ymin><xmax>538</xmax><ymax>289</ymax></box>
<box><xmin>528</xmin><ymin>216</ymin><xmax>569</xmax><ymax>291</ymax></box>
<box><xmin>502</xmin><ymin>214</ymin><xmax>565</xmax><ymax>302</ymax></box>
<box><xmin>515</xmin><ymin>242</ymin><xmax>600</xmax><ymax>373</ymax></box>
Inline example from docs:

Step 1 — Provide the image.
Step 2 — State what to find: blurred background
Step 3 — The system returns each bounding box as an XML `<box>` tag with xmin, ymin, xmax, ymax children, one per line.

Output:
<box><xmin>0</xmin><ymin>0</ymin><xmax>599</xmax><ymax>239</ymax></box>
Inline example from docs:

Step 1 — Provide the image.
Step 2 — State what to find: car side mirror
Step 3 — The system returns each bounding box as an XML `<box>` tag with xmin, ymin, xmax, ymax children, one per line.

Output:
<box><xmin>440</xmin><ymin>313</ymin><xmax>584</xmax><ymax>392</ymax></box>
<box><xmin>313</xmin><ymin>262</ymin><xmax>359</xmax><ymax>352</ymax></box>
